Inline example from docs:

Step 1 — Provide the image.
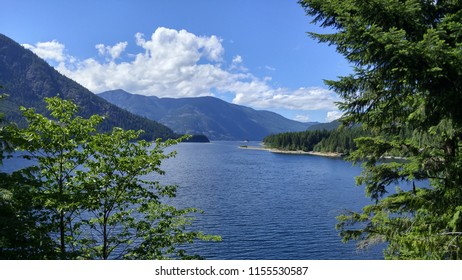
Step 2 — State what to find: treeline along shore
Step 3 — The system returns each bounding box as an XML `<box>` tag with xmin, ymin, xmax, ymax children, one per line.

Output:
<box><xmin>261</xmin><ymin>126</ymin><xmax>368</xmax><ymax>156</ymax></box>
<box><xmin>239</xmin><ymin>145</ymin><xmax>344</xmax><ymax>158</ymax></box>
<box><xmin>255</xmin><ymin>124</ymin><xmax>418</xmax><ymax>159</ymax></box>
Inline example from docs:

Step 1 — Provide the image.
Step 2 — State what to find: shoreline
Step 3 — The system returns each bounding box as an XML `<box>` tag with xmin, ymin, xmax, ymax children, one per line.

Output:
<box><xmin>239</xmin><ymin>145</ymin><xmax>343</xmax><ymax>158</ymax></box>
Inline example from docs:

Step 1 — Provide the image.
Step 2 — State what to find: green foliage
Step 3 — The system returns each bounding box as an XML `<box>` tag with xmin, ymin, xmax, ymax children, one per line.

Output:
<box><xmin>0</xmin><ymin>168</ymin><xmax>57</xmax><ymax>259</ymax></box>
<box><xmin>300</xmin><ymin>0</ymin><xmax>462</xmax><ymax>259</ymax></box>
<box><xmin>3</xmin><ymin>96</ymin><xmax>219</xmax><ymax>259</ymax></box>
<box><xmin>75</xmin><ymin>130</ymin><xmax>219</xmax><ymax>259</ymax></box>
<box><xmin>10</xmin><ymin>97</ymin><xmax>102</xmax><ymax>258</ymax></box>
<box><xmin>264</xmin><ymin>129</ymin><xmax>331</xmax><ymax>152</ymax></box>
<box><xmin>263</xmin><ymin>126</ymin><xmax>367</xmax><ymax>155</ymax></box>
<box><xmin>1</xmin><ymin>90</ymin><xmax>56</xmax><ymax>259</ymax></box>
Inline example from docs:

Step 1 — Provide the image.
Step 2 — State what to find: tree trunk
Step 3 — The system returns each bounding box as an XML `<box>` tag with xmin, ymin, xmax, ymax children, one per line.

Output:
<box><xmin>60</xmin><ymin>211</ymin><xmax>65</xmax><ymax>259</ymax></box>
<box><xmin>103</xmin><ymin>213</ymin><xmax>108</xmax><ymax>259</ymax></box>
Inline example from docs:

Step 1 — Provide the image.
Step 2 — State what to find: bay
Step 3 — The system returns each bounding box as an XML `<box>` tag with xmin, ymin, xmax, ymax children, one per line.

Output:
<box><xmin>157</xmin><ymin>141</ymin><xmax>385</xmax><ymax>260</ymax></box>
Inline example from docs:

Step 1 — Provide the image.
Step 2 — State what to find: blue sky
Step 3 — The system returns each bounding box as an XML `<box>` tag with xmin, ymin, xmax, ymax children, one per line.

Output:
<box><xmin>1</xmin><ymin>0</ymin><xmax>350</xmax><ymax>122</ymax></box>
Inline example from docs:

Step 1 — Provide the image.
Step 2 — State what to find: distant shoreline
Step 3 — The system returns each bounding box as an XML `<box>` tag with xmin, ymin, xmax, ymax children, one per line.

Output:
<box><xmin>239</xmin><ymin>145</ymin><xmax>343</xmax><ymax>158</ymax></box>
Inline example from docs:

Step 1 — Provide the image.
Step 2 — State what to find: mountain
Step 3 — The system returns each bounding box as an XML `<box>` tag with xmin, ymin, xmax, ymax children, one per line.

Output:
<box><xmin>307</xmin><ymin>120</ymin><xmax>340</xmax><ymax>131</ymax></box>
<box><xmin>98</xmin><ymin>89</ymin><xmax>317</xmax><ymax>140</ymax></box>
<box><xmin>0</xmin><ymin>33</ymin><xmax>176</xmax><ymax>141</ymax></box>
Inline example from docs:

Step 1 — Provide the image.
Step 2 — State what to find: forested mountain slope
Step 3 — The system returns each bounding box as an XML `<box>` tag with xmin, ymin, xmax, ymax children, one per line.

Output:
<box><xmin>99</xmin><ymin>89</ymin><xmax>317</xmax><ymax>140</ymax></box>
<box><xmin>0</xmin><ymin>34</ymin><xmax>176</xmax><ymax>140</ymax></box>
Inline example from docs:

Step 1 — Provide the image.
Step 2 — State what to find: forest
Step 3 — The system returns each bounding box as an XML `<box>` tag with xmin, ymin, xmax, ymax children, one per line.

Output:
<box><xmin>263</xmin><ymin>126</ymin><xmax>368</xmax><ymax>155</ymax></box>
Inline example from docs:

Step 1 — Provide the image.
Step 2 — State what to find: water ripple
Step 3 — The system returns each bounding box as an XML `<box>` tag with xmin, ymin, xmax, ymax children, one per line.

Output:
<box><xmin>157</xmin><ymin>142</ymin><xmax>384</xmax><ymax>259</ymax></box>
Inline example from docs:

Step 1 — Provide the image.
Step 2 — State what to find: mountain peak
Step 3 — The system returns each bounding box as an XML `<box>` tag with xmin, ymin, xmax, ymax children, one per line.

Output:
<box><xmin>98</xmin><ymin>90</ymin><xmax>317</xmax><ymax>140</ymax></box>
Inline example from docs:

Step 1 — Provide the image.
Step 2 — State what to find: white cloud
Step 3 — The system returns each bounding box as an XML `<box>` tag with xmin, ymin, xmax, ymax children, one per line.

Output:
<box><xmin>22</xmin><ymin>40</ymin><xmax>67</xmax><ymax>62</ymax></box>
<box><xmin>294</xmin><ymin>115</ymin><xmax>310</xmax><ymax>122</ymax></box>
<box><xmin>29</xmin><ymin>27</ymin><xmax>339</xmax><ymax>117</ymax></box>
<box><xmin>230</xmin><ymin>55</ymin><xmax>248</xmax><ymax>72</ymax></box>
<box><xmin>232</xmin><ymin>86</ymin><xmax>339</xmax><ymax>111</ymax></box>
<box><xmin>95</xmin><ymin>42</ymin><xmax>128</xmax><ymax>60</ymax></box>
<box><xmin>326</xmin><ymin>110</ymin><xmax>343</xmax><ymax>122</ymax></box>
<box><xmin>55</xmin><ymin>28</ymin><xmax>227</xmax><ymax>96</ymax></box>
<box><xmin>232</xmin><ymin>55</ymin><xmax>243</xmax><ymax>64</ymax></box>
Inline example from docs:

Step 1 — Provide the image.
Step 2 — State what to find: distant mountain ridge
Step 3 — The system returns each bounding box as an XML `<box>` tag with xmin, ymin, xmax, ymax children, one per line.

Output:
<box><xmin>307</xmin><ymin>120</ymin><xmax>340</xmax><ymax>131</ymax></box>
<box><xmin>98</xmin><ymin>89</ymin><xmax>317</xmax><ymax>140</ymax></box>
<box><xmin>0</xmin><ymin>33</ymin><xmax>176</xmax><ymax>140</ymax></box>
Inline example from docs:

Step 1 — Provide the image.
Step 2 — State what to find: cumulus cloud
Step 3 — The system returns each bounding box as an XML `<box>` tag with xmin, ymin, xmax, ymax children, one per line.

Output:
<box><xmin>232</xmin><ymin>86</ymin><xmax>339</xmax><ymax>111</ymax></box>
<box><xmin>55</xmin><ymin>27</ymin><xmax>228</xmax><ymax>96</ymax></box>
<box><xmin>95</xmin><ymin>41</ymin><xmax>128</xmax><ymax>60</ymax></box>
<box><xmin>22</xmin><ymin>40</ymin><xmax>67</xmax><ymax>62</ymax></box>
<box><xmin>28</xmin><ymin>27</ymin><xmax>339</xmax><ymax>116</ymax></box>
<box><xmin>326</xmin><ymin>110</ymin><xmax>343</xmax><ymax>122</ymax></box>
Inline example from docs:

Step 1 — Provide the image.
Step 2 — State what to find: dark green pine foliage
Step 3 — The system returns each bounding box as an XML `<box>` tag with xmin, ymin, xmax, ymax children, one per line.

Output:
<box><xmin>264</xmin><ymin>129</ymin><xmax>332</xmax><ymax>152</ymax></box>
<box><xmin>0</xmin><ymin>34</ymin><xmax>176</xmax><ymax>141</ymax></box>
<box><xmin>299</xmin><ymin>0</ymin><xmax>462</xmax><ymax>259</ymax></box>
<box><xmin>313</xmin><ymin>126</ymin><xmax>368</xmax><ymax>154</ymax></box>
<box><xmin>263</xmin><ymin>126</ymin><xmax>368</xmax><ymax>155</ymax></box>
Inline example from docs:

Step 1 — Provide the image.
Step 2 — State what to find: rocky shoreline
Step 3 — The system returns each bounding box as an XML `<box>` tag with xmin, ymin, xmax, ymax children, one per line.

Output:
<box><xmin>239</xmin><ymin>145</ymin><xmax>343</xmax><ymax>158</ymax></box>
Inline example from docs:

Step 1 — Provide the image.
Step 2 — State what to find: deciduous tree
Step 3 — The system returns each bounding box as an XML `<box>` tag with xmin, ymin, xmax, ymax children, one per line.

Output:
<box><xmin>9</xmin><ymin>96</ymin><xmax>218</xmax><ymax>259</ymax></box>
<box><xmin>76</xmin><ymin>128</ymin><xmax>219</xmax><ymax>259</ymax></box>
<box><xmin>12</xmin><ymin>97</ymin><xmax>102</xmax><ymax>258</ymax></box>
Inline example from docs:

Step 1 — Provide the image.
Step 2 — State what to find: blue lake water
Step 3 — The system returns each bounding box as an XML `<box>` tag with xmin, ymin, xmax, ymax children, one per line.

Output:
<box><xmin>156</xmin><ymin>141</ymin><xmax>385</xmax><ymax>259</ymax></box>
<box><xmin>2</xmin><ymin>141</ymin><xmax>385</xmax><ymax>259</ymax></box>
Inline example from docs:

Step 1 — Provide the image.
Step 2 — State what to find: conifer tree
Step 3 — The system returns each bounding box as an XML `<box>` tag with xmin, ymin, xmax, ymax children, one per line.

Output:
<box><xmin>299</xmin><ymin>0</ymin><xmax>462</xmax><ymax>259</ymax></box>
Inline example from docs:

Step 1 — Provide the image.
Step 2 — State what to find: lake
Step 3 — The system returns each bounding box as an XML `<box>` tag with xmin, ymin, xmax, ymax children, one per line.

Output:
<box><xmin>157</xmin><ymin>141</ymin><xmax>385</xmax><ymax>259</ymax></box>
